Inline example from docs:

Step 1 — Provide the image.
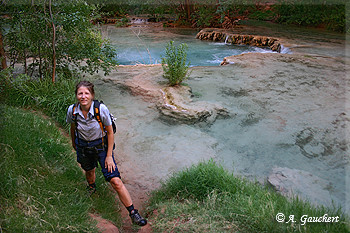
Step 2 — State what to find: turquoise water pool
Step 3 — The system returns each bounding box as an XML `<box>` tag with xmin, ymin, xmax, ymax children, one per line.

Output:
<box><xmin>102</xmin><ymin>26</ymin><xmax>276</xmax><ymax>66</ymax></box>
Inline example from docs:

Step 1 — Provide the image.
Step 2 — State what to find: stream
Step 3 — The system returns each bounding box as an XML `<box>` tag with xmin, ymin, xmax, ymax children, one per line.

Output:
<box><xmin>93</xmin><ymin>21</ymin><xmax>349</xmax><ymax>215</ymax></box>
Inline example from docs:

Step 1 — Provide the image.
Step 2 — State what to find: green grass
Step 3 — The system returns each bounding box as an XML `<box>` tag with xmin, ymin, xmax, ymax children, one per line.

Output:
<box><xmin>146</xmin><ymin>160</ymin><xmax>349</xmax><ymax>232</ymax></box>
<box><xmin>0</xmin><ymin>102</ymin><xmax>122</xmax><ymax>231</ymax></box>
<box><xmin>0</xmin><ymin>72</ymin><xmax>79</xmax><ymax>128</ymax></box>
<box><xmin>0</xmin><ymin>105</ymin><xmax>95</xmax><ymax>231</ymax></box>
<box><xmin>2</xmin><ymin>72</ymin><xmax>348</xmax><ymax>232</ymax></box>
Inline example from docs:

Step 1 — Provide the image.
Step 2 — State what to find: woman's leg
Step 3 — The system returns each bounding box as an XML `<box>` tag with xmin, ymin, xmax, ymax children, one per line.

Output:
<box><xmin>85</xmin><ymin>168</ymin><xmax>96</xmax><ymax>185</ymax></box>
<box><xmin>110</xmin><ymin>177</ymin><xmax>147</xmax><ymax>226</ymax></box>
<box><xmin>109</xmin><ymin>177</ymin><xmax>132</xmax><ymax>207</ymax></box>
<box><xmin>98</xmin><ymin>150</ymin><xmax>147</xmax><ymax>226</ymax></box>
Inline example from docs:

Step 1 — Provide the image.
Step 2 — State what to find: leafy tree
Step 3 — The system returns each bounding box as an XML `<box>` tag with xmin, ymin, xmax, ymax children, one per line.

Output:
<box><xmin>1</xmin><ymin>0</ymin><xmax>117</xmax><ymax>82</ymax></box>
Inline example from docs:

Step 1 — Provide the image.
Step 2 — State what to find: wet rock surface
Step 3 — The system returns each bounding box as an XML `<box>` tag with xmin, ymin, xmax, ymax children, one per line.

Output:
<box><xmin>187</xmin><ymin>52</ymin><xmax>349</xmax><ymax>211</ymax></box>
<box><xmin>102</xmin><ymin>64</ymin><xmax>230</xmax><ymax>125</ymax></box>
<box><xmin>94</xmin><ymin>25</ymin><xmax>349</xmax><ymax>216</ymax></box>
<box><xmin>158</xmin><ymin>86</ymin><xmax>231</xmax><ymax>124</ymax></box>
<box><xmin>267</xmin><ymin>167</ymin><xmax>334</xmax><ymax>207</ymax></box>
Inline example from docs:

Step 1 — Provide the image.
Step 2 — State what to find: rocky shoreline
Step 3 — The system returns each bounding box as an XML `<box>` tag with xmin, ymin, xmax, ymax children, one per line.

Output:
<box><xmin>158</xmin><ymin>86</ymin><xmax>231</xmax><ymax>124</ymax></box>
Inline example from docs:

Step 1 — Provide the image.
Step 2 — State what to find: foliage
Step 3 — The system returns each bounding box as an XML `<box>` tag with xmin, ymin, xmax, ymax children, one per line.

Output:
<box><xmin>1</xmin><ymin>1</ymin><xmax>118</xmax><ymax>81</ymax></box>
<box><xmin>115</xmin><ymin>16</ymin><xmax>130</xmax><ymax>27</ymax></box>
<box><xmin>274</xmin><ymin>0</ymin><xmax>347</xmax><ymax>33</ymax></box>
<box><xmin>191</xmin><ymin>6</ymin><xmax>218</xmax><ymax>28</ymax></box>
<box><xmin>96</xmin><ymin>0</ymin><xmax>177</xmax><ymax>17</ymax></box>
<box><xmin>249</xmin><ymin>9</ymin><xmax>275</xmax><ymax>21</ymax></box>
<box><xmin>92</xmin><ymin>0</ymin><xmax>348</xmax><ymax>33</ymax></box>
<box><xmin>0</xmin><ymin>105</ymin><xmax>95</xmax><ymax>232</ymax></box>
<box><xmin>161</xmin><ymin>41</ymin><xmax>190</xmax><ymax>86</ymax></box>
<box><xmin>4</xmin><ymin>1</ymin><xmax>344</xmax><ymax>35</ymax></box>
<box><xmin>147</xmin><ymin>160</ymin><xmax>349</xmax><ymax>232</ymax></box>
<box><xmin>0</xmin><ymin>70</ymin><xmax>77</xmax><ymax>128</ymax></box>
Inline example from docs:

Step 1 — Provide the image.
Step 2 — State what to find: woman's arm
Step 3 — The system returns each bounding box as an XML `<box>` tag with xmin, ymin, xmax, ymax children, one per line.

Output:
<box><xmin>104</xmin><ymin>125</ymin><xmax>115</xmax><ymax>173</ymax></box>
<box><xmin>70</xmin><ymin>123</ymin><xmax>76</xmax><ymax>150</ymax></box>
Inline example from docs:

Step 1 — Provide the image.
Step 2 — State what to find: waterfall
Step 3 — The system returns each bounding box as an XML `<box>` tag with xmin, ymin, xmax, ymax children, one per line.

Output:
<box><xmin>224</xmin><ymin>35</ymin><xmax>229</xmax><ymax>44</ymax></box>
<box><xmin>131</xmin><ymin>18</ymin><xmax>148</xmax><ymax>24</ymax></box>
<box><xmin>280</xmin><ymin>45</ymin><xmax>291</xmax><ymax>54</ymax></box>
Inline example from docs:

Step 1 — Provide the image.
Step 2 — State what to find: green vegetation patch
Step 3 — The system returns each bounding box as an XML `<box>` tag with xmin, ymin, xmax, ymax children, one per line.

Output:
<box><xmin>0</xmin><ymin>74</ymin><xmax>77</xmax><ymax>128</ymax></box>
<box><xmin>162</xmin><ymin>41</ymin><xmax>190</xmax><ymax>86</ymax></box>
<box><xmin>0</xmin><ymin>105</ymin><xmax>94</xmax><ymax>231</ymax></box>
<box><xmin>146</xmin><ymin>160</ymin><xmax>349</xmax><ymax>232</ymax></box>
<box><xmin>0</xmin><ymin>105</ymin><xmax>121</xmax><ymax>231</ymax></box>
<box><xmin>0</xmin><ymin>71</ymin><xmax>122</xmax><ymax>230</ymax></box>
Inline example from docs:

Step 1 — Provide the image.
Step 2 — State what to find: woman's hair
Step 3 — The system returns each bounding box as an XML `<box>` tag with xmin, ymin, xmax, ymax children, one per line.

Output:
<box><xmin>75</xmin><ymin>81</ymin><xmax>95</xmax><ymax>97</ymax></box>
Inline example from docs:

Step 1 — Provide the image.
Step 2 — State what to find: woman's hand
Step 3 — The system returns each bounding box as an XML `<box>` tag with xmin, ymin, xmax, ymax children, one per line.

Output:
<box><xmin>105</xmin><ymin>125</ymin><xmax>115</xmax><ymax>173</ymax></box>
<box><xmin>105</xmin><ymin>155</ymin><xmax>116</xmax><ymax>173</ymax></box>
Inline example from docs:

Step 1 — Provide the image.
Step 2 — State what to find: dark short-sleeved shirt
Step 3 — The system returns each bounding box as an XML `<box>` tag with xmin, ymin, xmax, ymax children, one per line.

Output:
<box><xmin>66</xmin><ymin>101</ymin><xmax>112</xmax><ymax>141</ymax></box>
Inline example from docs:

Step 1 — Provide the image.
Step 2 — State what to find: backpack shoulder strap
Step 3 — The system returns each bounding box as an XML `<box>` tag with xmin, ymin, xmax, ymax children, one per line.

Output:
<box><xmin>72</xmin><ymin>103</ymin><xmax>78</xmax><ymax>124</ymax></box>
<box><xmin>93</xmin><ymin>100</ymin><xmax>104</xmax><ymax>133</ymax></box>
<box><xmin>93</xmin><ymin>100</ymin><xmax>106</xmax><ymax>147</ymax></box>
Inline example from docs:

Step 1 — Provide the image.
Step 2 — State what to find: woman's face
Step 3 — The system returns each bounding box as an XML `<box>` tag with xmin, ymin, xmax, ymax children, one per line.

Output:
<box><xmin>76</xmin><ymin>86</ymin><xmax>94</xmax><ymax>108</ymax></box>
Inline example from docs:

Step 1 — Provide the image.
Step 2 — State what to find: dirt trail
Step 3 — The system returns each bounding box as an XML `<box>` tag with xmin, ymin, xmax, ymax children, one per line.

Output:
<box><xmin>82</xmin><ymin>165</ymin><xmax>153</xmax><ymax>232</ymax></box>
<box><xmin>116</xmin><ymin>159</ymin><xmax>154</xmax><ymax>233</ymax></box>
<box><xmin>88</xmin><ymin>157</ymin><xmax>154</xmax><ymax>233</ymax></box>
<box><xmin>90</xmin><ymin>213</ymin><xmax>120</xmax><ymax>233</ymax></box>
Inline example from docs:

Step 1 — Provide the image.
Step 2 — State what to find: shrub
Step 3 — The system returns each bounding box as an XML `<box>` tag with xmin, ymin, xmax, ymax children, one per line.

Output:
<box><xmin>161</xmin><ymin>41</ymin><xmax>190</xmax><ymax>86</ymax></box>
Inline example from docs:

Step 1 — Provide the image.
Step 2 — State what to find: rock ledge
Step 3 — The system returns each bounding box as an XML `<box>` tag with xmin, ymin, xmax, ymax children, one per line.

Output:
<box><xmin>196</xmin><ymin>28</ymin><xmax>282</xmax><ymax>53</ymax></box>
<box><xmin>158</xmin><ymin>85</ymin><xmax>231</xmax><ymax>124</ymax></box>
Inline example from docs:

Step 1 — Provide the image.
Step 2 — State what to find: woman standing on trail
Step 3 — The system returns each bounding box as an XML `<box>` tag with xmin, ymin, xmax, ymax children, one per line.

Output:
<box><xmin>66</xmin><ymin>80</ymin><xmax>147</xmax><ymax>226</ymax></box>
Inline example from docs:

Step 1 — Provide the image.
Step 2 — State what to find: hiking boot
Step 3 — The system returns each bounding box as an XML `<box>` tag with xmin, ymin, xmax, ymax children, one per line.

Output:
<box><xmin>86</xmin><ymin>184</ymin><xmax>96</xmax><ymax>195</ymax></box>
<box><xmin>129</xmin><ymin>209</ymin><xmax>147</xmax><ymax>226</ymax></box>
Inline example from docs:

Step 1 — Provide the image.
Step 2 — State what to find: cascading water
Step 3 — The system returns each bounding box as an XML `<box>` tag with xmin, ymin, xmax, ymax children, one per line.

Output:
<box><xmin>280</xmin><ymin>45</ymin><xmax>291</xmax><ymax>54</ymax></box>
<box><xmin>224</xmin><ymin>35</ymin><xmax>229</xmax><ymax>44</ymax></box>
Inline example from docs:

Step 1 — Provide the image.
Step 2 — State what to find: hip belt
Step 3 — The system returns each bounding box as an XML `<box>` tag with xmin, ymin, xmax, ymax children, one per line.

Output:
<box><xmin>76</xmin><ymin>137</ymin><xmax>106</xmax><ymax>150</ymax></box>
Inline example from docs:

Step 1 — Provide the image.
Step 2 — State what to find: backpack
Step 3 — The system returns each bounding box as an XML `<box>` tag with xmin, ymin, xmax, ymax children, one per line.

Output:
<box><xmin>72</xmin><ymin>100</ymin><xmax>116</xmax><ymax>146</ymax></box>
<box><xmin>92</xmin><ymin>100</ymin><xmax>117</xmax><ymax>134</ymax></box>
